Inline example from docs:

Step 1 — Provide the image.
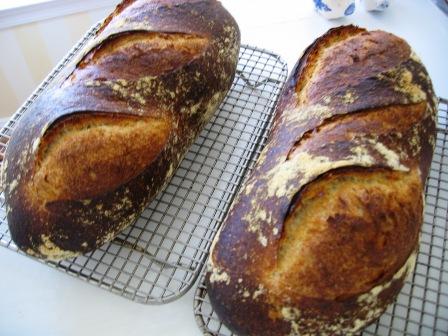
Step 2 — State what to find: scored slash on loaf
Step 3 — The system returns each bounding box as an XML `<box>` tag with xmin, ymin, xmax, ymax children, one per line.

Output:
<box><xmin>2</xmin><ymin>0</ymin><xmax>240</xmax><ymax>260</ymax></box>
<box><xmin>206</xmin><ymin>25</ymin><xmax>437</xmax><ymax>335</ymax></box>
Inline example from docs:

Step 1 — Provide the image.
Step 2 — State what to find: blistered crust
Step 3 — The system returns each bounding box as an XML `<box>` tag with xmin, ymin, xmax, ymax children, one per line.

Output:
<box><xmin>206</xmin><ymin>26</ymin><xmax>436</xmax><ymax>335</ymax></box>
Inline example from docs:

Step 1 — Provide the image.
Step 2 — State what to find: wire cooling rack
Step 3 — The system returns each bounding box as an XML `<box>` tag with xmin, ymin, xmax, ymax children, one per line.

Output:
<box><xmin>0</xmin><ymin>23</ymin><xmax>288</xmax><ymax>304</ymax></box>
<box><xmin>194</xmin><ymin>98</ymin><xmax>448</xmax><ymax>336</ymax></box>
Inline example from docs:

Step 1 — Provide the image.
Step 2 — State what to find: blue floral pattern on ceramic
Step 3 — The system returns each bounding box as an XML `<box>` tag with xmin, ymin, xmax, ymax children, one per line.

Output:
<box><xmin>313</xmin><ymin>0</ymin><xmax>357</xmax><ymax>19</ymax></box>
<box><xmin>344</xmin><ymin>2</ymin><xmax>356</xmax><ymax>15</ymax></box>
<box><xmin>313</xmin><ymin>0</ymin><xmax>331</xmax><ymax>12</ymax></box>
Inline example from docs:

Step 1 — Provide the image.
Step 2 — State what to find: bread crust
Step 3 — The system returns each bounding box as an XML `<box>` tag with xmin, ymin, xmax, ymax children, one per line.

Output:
<box><xmin>206</xmin><ymin>26</ymin><xmax>436</xmax><ymax>335</ymax></box>
<box><xmin>3</xmin><ymin>0</ymin><xmax>240</xmax><ymax>260</ymax></box>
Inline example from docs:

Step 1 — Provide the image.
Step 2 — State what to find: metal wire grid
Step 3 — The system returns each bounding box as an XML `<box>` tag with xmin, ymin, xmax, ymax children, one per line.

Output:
<box><xmin>193</xmin><ymin>98</ymin><xmax>448</xmax><ymax>336</ymax></box>
<box><xmin>0</xmin><ymin>23</ymin><xmax>288</xmax><ymax>304</ymax></box>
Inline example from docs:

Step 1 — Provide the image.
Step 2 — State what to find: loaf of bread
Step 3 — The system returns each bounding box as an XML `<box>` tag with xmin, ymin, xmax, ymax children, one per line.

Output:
<box><xmin>2</xmin><ymin>0</ymin><xmax>240</xmax><ymax>260</ymax></box>
<box><xmin>206</xmin><ymin>26</ymin><xmax>437</xmax><ymax>335</ymax></box>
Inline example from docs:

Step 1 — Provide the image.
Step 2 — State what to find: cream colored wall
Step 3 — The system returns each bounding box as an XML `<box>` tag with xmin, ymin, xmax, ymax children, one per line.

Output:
<box><xmin>0</xmin><ymin>6</ymin><xmax>114</xmax><ymax>118</ymax></box>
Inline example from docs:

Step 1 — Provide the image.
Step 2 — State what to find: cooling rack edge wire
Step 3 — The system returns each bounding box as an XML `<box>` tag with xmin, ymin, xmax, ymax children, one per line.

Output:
<box><xmin>0</xmin><ymin>22</ymin><xmax>289</xmax><ymax>304</ymax></box>
<box><xmin>193</xmin><ymin>97</ymin><xmax>448</xmax><ymax>336</ymax></box>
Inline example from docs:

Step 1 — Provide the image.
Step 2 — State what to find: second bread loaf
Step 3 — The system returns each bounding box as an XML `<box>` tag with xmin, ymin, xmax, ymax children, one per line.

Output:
<box><xmin>206</xmin><ymin>25</ymin><xmax>437</xmax><ymax>335</ymax></box>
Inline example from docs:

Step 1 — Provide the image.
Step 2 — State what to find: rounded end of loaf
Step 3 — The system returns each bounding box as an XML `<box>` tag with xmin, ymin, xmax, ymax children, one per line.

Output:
<box><xmin>207</xmin><ymin>248</ymin><xmax>417</xmax><ymax>335</ymax></box>
<box><xmin>206</xmin><ymin>167</ymin><xmax>422</xmax><ymax>335</ymax></box>
<box><xmin>6</xmin><ymin>112</ymin><xmax>171</xmax><ymax>261</ymax></box>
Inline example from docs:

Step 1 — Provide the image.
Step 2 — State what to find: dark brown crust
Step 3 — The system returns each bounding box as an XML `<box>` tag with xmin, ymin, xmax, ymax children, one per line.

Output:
<box><xmin>4</xmin><ymin>0</ymin><xmax>240</xmax><ymax>259</ymax></box>
<box><xmin>206</xmin><ymin>26</ymin><xmax>436</xmax><ymax>335</ymax></box>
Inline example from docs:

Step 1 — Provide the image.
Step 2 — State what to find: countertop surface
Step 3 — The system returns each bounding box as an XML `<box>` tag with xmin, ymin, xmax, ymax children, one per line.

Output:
<box><xmin>1</xmin><ymin>1</ymin><xmax>447</xmax><ymax>335</ymax></box>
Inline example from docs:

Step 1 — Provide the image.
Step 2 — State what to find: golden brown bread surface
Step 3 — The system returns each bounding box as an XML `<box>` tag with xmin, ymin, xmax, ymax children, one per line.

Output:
<box><xmin>32</xmin><ymin>114</ymin><xmax>171</xmax><ymax>201</ymax></box>
<box><xmin>206</xmin><ymin>26</ymin><xmax>437</xmax><ymax>335</ymax></box>
<box><xmin>3</xmin><ymin>0</ymin><xmax>240</xmax><ymax>260</ymax></box>
<box><xmin>274</xmin><ymin>168</ymin><xmax>422</xmax><ymax>300</ymax></box>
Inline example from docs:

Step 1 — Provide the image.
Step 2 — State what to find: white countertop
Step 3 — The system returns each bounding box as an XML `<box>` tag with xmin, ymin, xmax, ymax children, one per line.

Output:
<box><xmin>1</xmin><ymin>1</ymin><xmax>447</xmax><ymax>335</ymax></box>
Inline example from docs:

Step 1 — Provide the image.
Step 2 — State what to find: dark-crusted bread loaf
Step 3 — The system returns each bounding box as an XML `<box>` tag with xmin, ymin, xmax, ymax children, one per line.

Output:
<box><xmin>206</xmin><ymin>25</ymin><xmax>437</xmax><ymax>335</ymax></box>
<box><xmin>2</xmin><ymin>0</ymin><xmax>240</xmax><ymax>260</ymax></box>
